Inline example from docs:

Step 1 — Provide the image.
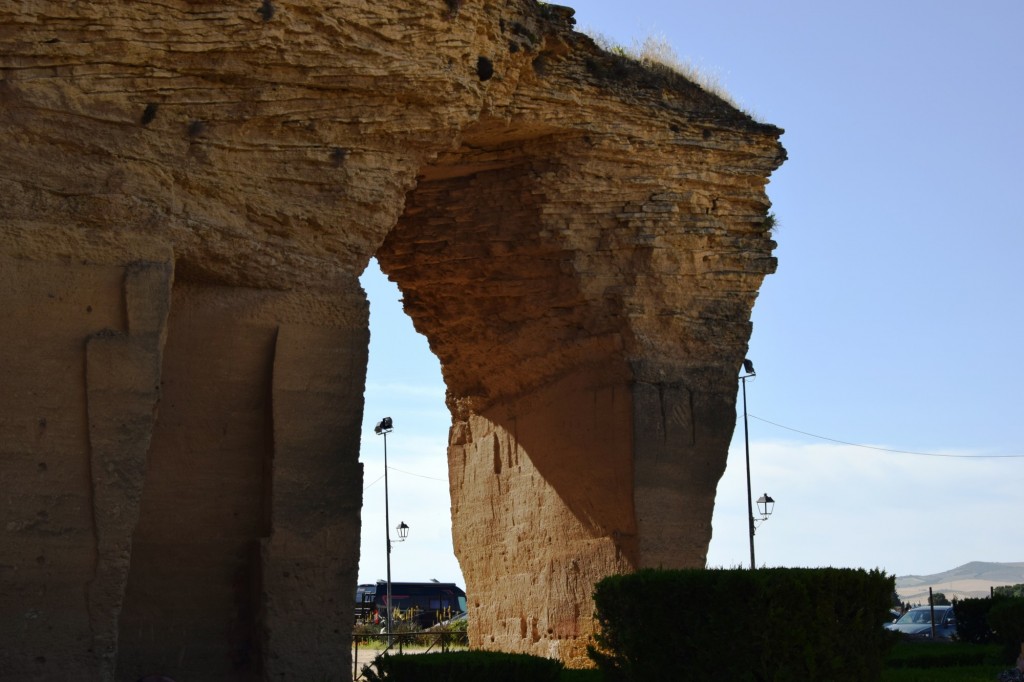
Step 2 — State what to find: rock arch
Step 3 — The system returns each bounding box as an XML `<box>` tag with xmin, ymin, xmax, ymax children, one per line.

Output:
<box><xmin>379</xmin><ymin>105</ymin><xmax>781</xmax><ymax>663</ymax></box>
<box><xmin>0</xmin><ymin>1</ymin><xmax>783</xmax><ymax>678</ymax></box>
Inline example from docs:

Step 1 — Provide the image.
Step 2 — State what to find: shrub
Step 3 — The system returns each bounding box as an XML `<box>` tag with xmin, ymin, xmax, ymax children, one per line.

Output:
<box><xmin>589</xmin><ymin>567</ymin><xmax>894</xmax><ymax>682</ymax></box>
<box><xmin>987</xmin><ymin>597</ymin><xmax>1024</xmax><ymax>660</ymax></box>
<box><xmin>432</xmin><ymin>614</ymin><xmax>469</xmax><ymax>648</ymax></box>
<box><xmin>353</xmin><ymin>621</ymin><xmax>383</xmax><ymax>638</ymax></box>
<box><xmin>581</xmin><ymin>31</ymin><xmax>740</xmax><ymax>108</ymax></box>
<box><xmin>953</xmin><ymin>597</ymin><xmax>997</xmax><ymax>644</ymax></box>
<box><xmin>994</xmin><ymin>583</ymin><xmax>1024</xmax><ymax>598</ymax></box>
<box><xmin>361</xmin><ymin>650</ymin><xmax>563</xmax><ymax>682</ymax></box>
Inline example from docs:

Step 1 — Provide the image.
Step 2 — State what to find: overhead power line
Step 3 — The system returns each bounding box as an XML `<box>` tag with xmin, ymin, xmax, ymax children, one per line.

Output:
<box><xmin>388</xmin><ymin>465</ymin><xmax>447</xmax><ymax>482</ymax></box>
<box><xmin>750</xmin><ymin>414</ymin><xmax>1024</xmax><ymax>459</ymax></box>
<box><xmin>363</xmin><ymin>466</ymin><xmax>447</xmax><ymax>491</ymax></box>
<box><xmin>365</xmin><ymin>414</ymin><xmax>1024</xmax><ymax>492</ymax></box>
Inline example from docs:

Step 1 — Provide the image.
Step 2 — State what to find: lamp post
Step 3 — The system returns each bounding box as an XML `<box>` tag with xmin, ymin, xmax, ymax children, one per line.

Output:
<box><xmin>741</xmin><ymin>360</ymin><xmax>775</xmax><ymax>569</ymax></box>
<box><xmin>374</xmin><ymin>416</ymin><xmax>405</xmax><ymax>646</ymax></box>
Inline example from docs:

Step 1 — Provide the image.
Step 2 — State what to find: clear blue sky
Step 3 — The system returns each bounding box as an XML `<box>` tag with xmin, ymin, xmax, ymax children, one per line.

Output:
<box><xmin>357</xmin><ymin>0</ymin><xmax>1024</xmax><ymax>589</ymax></box>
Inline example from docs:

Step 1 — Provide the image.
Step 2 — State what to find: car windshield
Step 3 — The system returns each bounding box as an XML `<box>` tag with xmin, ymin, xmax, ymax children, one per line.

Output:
<box><xmin>897</xmin><ymin>609</ymin><xmax>941</xmax><ymax>624</ymax></box>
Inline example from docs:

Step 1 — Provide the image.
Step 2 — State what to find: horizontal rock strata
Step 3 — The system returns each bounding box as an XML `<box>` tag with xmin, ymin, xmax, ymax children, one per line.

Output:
<box><xmin>1</xmin><ymin>0</ymin><xmax>783</xmax><ymax>677</ymax></box>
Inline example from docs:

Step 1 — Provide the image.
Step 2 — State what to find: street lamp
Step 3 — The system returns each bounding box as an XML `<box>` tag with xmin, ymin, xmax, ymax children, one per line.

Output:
<box><xmin>740</xmin><ymin>360</ymin><xmax>775</xmax><ymax>569</ymax></box>
<box><xmin>374</xmin><ymin>416</ymin><xmax>401</xmax><ymax>646</ymax></box>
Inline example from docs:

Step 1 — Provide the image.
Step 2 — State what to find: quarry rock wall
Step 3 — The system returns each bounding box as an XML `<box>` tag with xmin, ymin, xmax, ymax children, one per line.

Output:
<box><xmin>1</xmin><ymin>1</ymin><xmax>784</xmax><ymax>678</ymax></box>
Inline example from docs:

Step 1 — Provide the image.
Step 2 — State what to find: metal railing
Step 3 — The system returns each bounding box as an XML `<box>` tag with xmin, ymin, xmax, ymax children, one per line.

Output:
<box><xmin>351</xmin><ymin>630</ymin><xmax>469</xmax><ymax>681</ymax></box>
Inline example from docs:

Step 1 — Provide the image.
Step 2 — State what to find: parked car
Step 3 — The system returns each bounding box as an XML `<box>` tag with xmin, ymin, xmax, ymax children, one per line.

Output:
<box><xmin>885</xmin><ymin>605</ymin><xmax>957</xmax><ymax>640</ymax></box>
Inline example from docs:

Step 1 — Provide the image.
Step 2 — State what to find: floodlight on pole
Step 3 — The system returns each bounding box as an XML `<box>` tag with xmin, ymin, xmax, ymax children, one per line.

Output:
<box><xmin>740</xmin><ymin>360</ymin><xmax>774</xmax><ymax>569</ymax></box>
<box><xmin>740</xmin><ymin>360</ymin><xmax>756</xmax><ymax>568</ymax></box>
<box><xmin>375</xmin><ymin>416</ymin><xmax>399</xmax><ymax>646</ymax></box>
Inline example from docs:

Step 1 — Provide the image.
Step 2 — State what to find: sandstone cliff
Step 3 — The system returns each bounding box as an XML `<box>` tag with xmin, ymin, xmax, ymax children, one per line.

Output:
<box><xmin>0</xmin><ymin>1</ymin><xmax>784</xmax><ymax>678</ymax></box>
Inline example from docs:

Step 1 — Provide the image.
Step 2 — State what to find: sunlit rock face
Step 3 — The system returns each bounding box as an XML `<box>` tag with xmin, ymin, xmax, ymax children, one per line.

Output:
<box><xmin>0</xmin><ymin>0</ymin><xmax>783</xmax><ymax>677</ymax></box>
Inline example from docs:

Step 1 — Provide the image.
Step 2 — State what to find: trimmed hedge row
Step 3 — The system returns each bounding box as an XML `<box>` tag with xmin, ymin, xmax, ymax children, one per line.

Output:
<box><xmin>953</xmin><ymin>596</ymin><xmax>997</xmax><ymax>644</ymax></box>
<box><xmin>988</xmin><ymin>597</ymin><xmax>1024</xmax><ymax>660</ymax></box>
<box><xmin>953</xmin><ymin>595</ymin><xmax>1024</xmax><ymax>660</ymax></box>
<box><xmin>588</xmin><ymin>567</ymin><xmax>894</xmax><ymax>682</ymax></box>
<box><xmin>361</xmin><ymin>650</ymin><xmax>563</xmax><ymax>682</ymax></box>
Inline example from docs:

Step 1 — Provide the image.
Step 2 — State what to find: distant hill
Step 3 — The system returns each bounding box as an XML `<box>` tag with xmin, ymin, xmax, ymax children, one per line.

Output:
<box><xmin>896</xmin><ymin>561</ymin><xmax>1024</xmax><ymax>603</ymax></box>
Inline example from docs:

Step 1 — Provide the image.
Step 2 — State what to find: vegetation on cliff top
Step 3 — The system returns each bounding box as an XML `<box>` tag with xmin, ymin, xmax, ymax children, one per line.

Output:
<box><xmin>581</xmin><ymin>31</ymin><xmax>740</xmax><ymax>109</ymax></box>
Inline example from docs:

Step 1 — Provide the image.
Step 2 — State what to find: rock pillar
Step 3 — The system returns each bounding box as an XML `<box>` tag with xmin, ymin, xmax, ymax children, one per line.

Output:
<box><xmin>262</xmin><ymin>322</ymin><xmax>367</xmax><ymax>680</ymax></box>
<box><xmin>116</xmin><ymin>283</ymin><xmax>367</xmax><ymax>681</ymax></box>
<box><xmin>631</xmin><ymin>372</ymin><xmax>739</xmax><ymax>570</ymax></box>
<box><xmin>449</xmin><ymin>368</ymin><xmax>636</xmax><ymax>666</ymax></box>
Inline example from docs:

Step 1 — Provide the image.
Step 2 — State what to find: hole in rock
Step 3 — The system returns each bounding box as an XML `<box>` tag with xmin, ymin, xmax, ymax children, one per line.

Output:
<box><xmin>357</xmin><ymin>258</ymin><xmax>464</xmax><ymax>589</ymax></box>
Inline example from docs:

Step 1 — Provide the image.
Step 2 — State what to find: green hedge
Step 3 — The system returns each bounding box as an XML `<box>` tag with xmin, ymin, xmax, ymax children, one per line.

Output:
<box><xmin>588</xmin><ymin>567</ymin><xmax>894</xmax><ymax>682</ymax></box>
<box><xmin>361</xmin><ymin>650</ymin><xmax>563</xmax><ymax>682</ymax></box>
<box><xmin>952</xmin><ymin>595</ymin><xmax>1024</xmax><ymax>660</ymax></box>
<box><xmin>988</xmin><ymin>597</ymin><xmax>1024</xmax><ymax>660</ymax></box>
<box><xmin>953</xmin><ymin>597</ymin><xmax>996</xmax><ymax>644</ymax></box>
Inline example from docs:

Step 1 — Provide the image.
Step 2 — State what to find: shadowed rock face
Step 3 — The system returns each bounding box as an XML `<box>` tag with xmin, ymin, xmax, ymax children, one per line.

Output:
<box><xmin>0</xmin><ymin>0</ymin><xmax>784</xmax><ymax>677</ymax></box>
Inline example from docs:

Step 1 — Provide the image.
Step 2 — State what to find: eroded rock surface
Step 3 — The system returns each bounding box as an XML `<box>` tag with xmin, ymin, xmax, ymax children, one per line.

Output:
<box><xmin>1</xmin><ymin>0</ymin><xmax>783</xmax><ymax>677</ymax></box>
